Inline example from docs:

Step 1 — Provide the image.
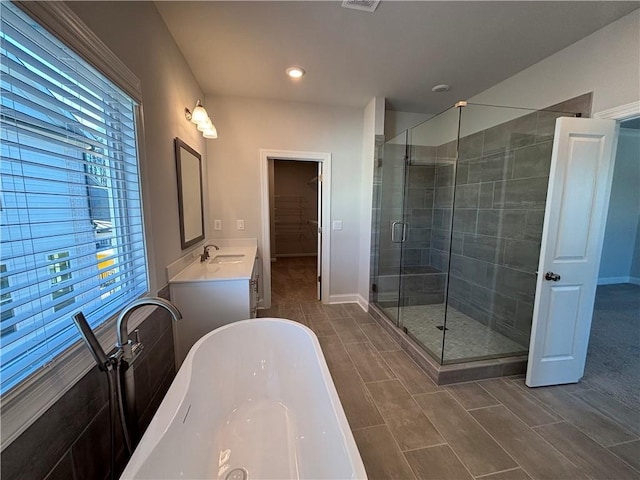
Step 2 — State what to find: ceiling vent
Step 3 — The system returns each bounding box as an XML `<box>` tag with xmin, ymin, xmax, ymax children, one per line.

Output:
<box><xmin>341</xmin><ymin>0</ymin><xmax>380</xmax><ymax>13</ymax></box>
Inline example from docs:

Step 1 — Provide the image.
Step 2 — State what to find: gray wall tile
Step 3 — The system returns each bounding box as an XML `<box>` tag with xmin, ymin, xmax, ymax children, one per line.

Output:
<box><xmin>512</xmin><ymin>141</ymin><xmax>552</xmax><ymax>179</ymax></box>
<box><xmin>493</xmin><ymin>177</ymin><xmax>549</xmax><ymax>209</ymax></box>
<box><xmin>479</xmin><ymin>183</ymin><xmax>494</xmax><ymax>208</ymax></box>
<box><xmin>408</xmin><ymin>165</ymin><xmax>436</xmax><ymax>187</ymax></box>
<box><xmin>1</xmin><ymin>365</ymin><xmax>108</xmax><ymax>480</ymax></box>
<box><xmin>456</xmin><ymin>162</ymin><xmax>469</xmax><ymax>185</ymax></box>
<box><xmin>432</xmin><ymin>208</ymin><xmax>452</xmax><ymax>230</ymax></box>
<box><xmin>483</xmin><ymin>113</ymin><xmax>537</xmax><ymax>154</ymax></box>
<box><xmin>477</xmin><ymin>210</ymin><xmax>527</xmax><ymax>239</ymax></box>
<box><xmin>524</xmin><ymin>210</ymin><xmax>545</xmax><ymax>241</ymax></box>
<box><xmin>449</xmin><ymin>254</ymin><xmax>487</xmax><ymax>285</ymax></box>
<box><xmin>462</xmin><ymin>234</ymin><xmax>504</xmax><ymax>263</ymax></box>
<box><xmin>503</xmin><ymin>239</ymin><xmax>541</xmax><ymax>272</ymax></box>
<box><xmin>468</xmin><ymin>152</ymin><xmax>514</xmax><ymax>183</ymax></box>
<box><xmin>459</xmin><ymin>131</ymin><xmax>484</xmax><ymax>160</ymax></box>
<box><xmin>453</xmin><ymin>209</ymin><xmax>478</xmax><ymax>234</ymax></box>
<box><xmin>72</xmin><ymin>405</ymin><xmax>112</xmax><ymax>480</ymax></box>
<box><xmin>486</xmin><ymin>265</ymin><xmax>536</xmax><ymax>303</ymax></box>
<box><xmin>435</xmin><ymin>186</ymin><xmax>454</xmax><ymax>207</ymax></box>
<box><xmin>455</xmin><ymin>184</ymin><xmax>480</xmax><ymax>208</ymax></box>
<box><xmin>436</xmin><ymin>165</ymin><xmax>455</xmax><ymax>187</ymax></box>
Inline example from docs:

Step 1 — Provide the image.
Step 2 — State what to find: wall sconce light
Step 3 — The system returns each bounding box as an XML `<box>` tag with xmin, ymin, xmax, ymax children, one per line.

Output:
<box><xmin>185</xmin><ymin>100</ymin><xmax>218</xmax><ymax>139</ymax></box>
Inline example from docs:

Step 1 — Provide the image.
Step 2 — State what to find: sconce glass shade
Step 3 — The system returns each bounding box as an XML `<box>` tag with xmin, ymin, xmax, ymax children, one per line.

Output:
<box><xmin>197</xmin><ymin>118</ymin><xmax>213</xmax><ymax>132</ymax></box>
<box><xmin>203</xmin><ymin>124</ymin><xmax>218</xmax><ymax>139</ymax></box>
<box><xmin>191</xmin><ymin>103</ymin><xmax>208</xmax><ymax>124</ymax></box>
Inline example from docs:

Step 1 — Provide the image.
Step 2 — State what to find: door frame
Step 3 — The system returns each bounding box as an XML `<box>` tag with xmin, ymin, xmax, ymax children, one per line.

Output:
<box><xmin>593</xmin><ymin>100</ymin><xmax>640</xmax><ymax>279</ymax></box>
<box><xmin>259</xmin><ymin>149</ymin><xmax>331</xmax><ymax>308</ymax></box>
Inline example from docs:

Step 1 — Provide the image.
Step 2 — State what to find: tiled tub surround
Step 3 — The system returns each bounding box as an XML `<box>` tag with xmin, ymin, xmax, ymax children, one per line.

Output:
<box><xmin>1</xmin><ymin>287</ymin><xmax>177</xmax><ymax>480</ymax></box>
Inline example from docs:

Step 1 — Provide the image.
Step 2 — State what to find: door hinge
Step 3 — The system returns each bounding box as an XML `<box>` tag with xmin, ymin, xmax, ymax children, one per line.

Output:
<box><xmin>371</xmin><ymin>283</ymin><xmax>377</xmax><ymax>293</ymax></box>
<box><xmin>318</xmin><ymin>174</ymin><xmax>323</xmax><ymax>182</ymax></box>
<box><xmin>318</xmin><ymin>276</ymin><xmax>321</xmax><ymax>283</ymax></box>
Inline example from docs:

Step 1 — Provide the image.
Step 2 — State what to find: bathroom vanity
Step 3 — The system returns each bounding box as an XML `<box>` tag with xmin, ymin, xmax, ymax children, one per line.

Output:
<box><xmin>169</xmin><ymin>243</ymin><xmax>258</xmax><ymax>367</ymax></box>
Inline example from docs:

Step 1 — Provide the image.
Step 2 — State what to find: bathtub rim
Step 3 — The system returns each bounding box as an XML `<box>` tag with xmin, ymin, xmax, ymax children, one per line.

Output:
<box><xmin>120</xmin><ymin>317</ymin><xmax>367</xmax><ymax>480</ymax></box>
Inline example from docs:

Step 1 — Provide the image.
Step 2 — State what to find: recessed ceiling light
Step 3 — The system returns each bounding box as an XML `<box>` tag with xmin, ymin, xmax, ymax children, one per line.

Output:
<box><xmin>432</xmin><ymin>84</ymin><xmax>450</xmax><ymax>93</ymax></box>
<box><xmin>286</xmin><ymin>66</ymin><xmax>305</xmax><ymax>78</ymax></box>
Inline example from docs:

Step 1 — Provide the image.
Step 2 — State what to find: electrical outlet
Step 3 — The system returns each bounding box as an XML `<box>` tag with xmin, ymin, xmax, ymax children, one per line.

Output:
<box><xmin>332</xmin><ymin>220</ymin><xmax>343</xmax><ymax>231</ymax></box>
<box><xmin>237</xmin><ymin>219</ymin><xmax>245</xmax><ymax>230</ymax></box>
<box><xmin>214</xmin><ymin>219</ymin><xmax>222</xmax><ymax>230</ymax></box>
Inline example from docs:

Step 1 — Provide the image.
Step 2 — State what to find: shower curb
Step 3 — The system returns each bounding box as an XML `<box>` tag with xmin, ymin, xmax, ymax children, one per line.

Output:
<box><xmin>367</xmin><ymin>303</ymin><xmax>527</xmax><ymax>385</ymax></box>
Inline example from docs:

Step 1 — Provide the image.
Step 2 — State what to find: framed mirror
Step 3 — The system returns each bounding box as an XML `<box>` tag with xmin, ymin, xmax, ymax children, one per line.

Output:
<box><xmin>175</xmin><ymin>138</ymin><xmax>205</xmax><ymax>249</ymax></box>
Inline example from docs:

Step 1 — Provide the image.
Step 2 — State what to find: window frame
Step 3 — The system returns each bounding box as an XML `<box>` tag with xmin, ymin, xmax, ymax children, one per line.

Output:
<box><xmin>1</xmin><ymin>1</ymin><xmax>152</xmax><ymax>449</ymax></box>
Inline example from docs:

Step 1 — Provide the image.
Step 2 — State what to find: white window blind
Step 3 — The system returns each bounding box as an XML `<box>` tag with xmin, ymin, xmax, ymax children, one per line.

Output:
<box><xmin>0</xmin><ymin>2</ymin><xmax>148</xmax><ymax>394</ymax></box>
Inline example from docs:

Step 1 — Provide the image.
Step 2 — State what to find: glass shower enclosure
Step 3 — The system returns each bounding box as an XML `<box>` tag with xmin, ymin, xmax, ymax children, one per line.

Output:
<box><xmin>370</xmin><ymin>102</ymin><xmax>576</xmax><ymax>365</ymax></box>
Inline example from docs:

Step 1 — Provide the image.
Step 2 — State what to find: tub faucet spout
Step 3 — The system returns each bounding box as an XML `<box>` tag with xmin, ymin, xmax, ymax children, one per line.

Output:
<box><xmin>116</xmin><ymin>296</ymin><xmax>182</xmax><ymax>362</ymax></box>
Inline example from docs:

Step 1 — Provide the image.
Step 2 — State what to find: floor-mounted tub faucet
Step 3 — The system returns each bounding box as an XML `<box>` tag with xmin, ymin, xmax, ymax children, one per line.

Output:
<box><xmin>200</xmin><ymin>243</ymin><xmax>220</xmax><ymax>262</ymax></box>
<box><xmin>116</xmin><ymin>297</ymin><xmax>182</xmax><ymax>450</ymax></box>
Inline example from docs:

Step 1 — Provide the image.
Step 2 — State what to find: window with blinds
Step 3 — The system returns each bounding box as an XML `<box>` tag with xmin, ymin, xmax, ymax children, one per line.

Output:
<box><xmin>0</xmin><ymin>2</ymin><xmax>148</xmax><ymax>394</ymax></box>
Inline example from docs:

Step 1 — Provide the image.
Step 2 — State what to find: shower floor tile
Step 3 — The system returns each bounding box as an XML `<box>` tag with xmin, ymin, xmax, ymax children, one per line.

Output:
<box><xmin>384</xmin><ymin>304</ymin><xmax>528</xmax><ymax>362</ymax></box>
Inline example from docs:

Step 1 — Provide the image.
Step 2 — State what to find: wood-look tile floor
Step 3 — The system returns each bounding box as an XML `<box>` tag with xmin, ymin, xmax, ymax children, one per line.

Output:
<box><xmin>260</xmin><ymin>257</ymin><xmax>640</xmax><ymax>480</ymax></box>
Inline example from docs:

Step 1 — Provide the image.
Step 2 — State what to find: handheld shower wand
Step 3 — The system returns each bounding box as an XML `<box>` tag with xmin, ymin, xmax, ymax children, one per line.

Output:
<box><xmin>72</xmin><ymin>312</ymin><xmax>111</xmax><ymax>371</ymax></box>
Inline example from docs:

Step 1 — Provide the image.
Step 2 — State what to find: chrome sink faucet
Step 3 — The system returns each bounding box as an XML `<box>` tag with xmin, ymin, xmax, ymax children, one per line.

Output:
<box><xmin>200</xmin><ymin>243</ymin><xmax>220</xmax><ymax>262</ymax></box>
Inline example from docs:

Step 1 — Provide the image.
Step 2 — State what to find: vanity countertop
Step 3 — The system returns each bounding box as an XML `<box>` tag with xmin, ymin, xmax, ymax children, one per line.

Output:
<box><xmin>169</xmin><ymin>245</ymin><xmax>257</xmax><ymax>283</ymax></box>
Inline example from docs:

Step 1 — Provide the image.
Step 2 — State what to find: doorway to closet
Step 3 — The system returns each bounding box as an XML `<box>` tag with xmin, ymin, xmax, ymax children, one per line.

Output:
<box><xmin>269</xmin><ymin>159</ymin><xmax>321</xmax><ymax>304</ymax></box>
<box><xmin>259</xmin><ymin>148</ymin><xmax>331</xmax><ymax>309</ymax></box>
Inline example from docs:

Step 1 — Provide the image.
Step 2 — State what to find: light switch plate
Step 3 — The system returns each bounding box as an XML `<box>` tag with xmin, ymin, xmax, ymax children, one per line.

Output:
<box><xmin>332</xmin><ymin>220</ymin><xmax>343</xmax><ymax>231</ymax></box>
<box><xmin>214</xmin><ymin>219</ymin><xmax>222</xmax><ymax>230</ymax></box>
<box><xmin>237</xmin><ymin>219</ymin><xmax>245</xmax><ymax>230</ymax></box>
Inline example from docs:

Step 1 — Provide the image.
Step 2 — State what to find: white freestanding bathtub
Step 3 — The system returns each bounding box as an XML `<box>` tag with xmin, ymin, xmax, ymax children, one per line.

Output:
<box><xmin>120</xmin><ymin>318</ymin><xmax>367</xmax><ymax>480</ymax></box>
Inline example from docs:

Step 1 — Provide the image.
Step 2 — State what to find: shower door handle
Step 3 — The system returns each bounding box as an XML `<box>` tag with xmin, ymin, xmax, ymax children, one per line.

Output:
<box><xmin>391</xmin><ymin>221</ymin><xmax>407</xmax><ymax>243</ymax></box>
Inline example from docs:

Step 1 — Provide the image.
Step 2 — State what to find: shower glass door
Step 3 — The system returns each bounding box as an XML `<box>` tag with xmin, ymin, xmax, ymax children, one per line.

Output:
<box><xmin>373</xmin><ymin>131</ymin><xmax>408</xmax><ymax>325</ymax></box>
<box><xmin>399</xmin><ymin>106</ymin><xmax>461</xmax><ymax>361</ymax></box>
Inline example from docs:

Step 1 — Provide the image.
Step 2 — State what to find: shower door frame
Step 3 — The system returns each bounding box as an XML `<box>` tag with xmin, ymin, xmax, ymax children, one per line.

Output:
<box><xmin>371</xmin><ymin>130</ymin><xmax>410</xmax><ymax>326</ymax></box>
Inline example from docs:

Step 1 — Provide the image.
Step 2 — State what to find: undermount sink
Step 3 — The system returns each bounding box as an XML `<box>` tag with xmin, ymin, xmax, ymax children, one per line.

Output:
<box><xmin>210</xmin><ymin>254</ymin><xmax>245</xmax><ymax>264</ymax></box>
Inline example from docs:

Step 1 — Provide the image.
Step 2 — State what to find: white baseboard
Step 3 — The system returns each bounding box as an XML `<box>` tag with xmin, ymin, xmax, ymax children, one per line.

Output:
<box><xmin>328</xmin><ymin>294</ymin><xmax>360</xmax><ymax>304</ymax></box>
<box><xmin>356</xmin><ymin>294</ymin><xmax>369</xmax><ymax>312</ymax></box>
<box><xmin>598</xmin><ymin>276</ymin><xmax>640</xmax><ymax>286</ymax></box>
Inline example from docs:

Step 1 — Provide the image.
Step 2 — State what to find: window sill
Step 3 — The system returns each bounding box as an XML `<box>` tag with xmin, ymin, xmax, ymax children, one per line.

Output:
<box><xmin>0</xmin><ymin>304</ymin><xmax>156</xmax><ymax>450</ymax></box>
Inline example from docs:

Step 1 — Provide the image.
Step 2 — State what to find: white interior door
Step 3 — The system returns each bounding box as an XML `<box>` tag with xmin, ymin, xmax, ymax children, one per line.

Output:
<box><xmin>317</xmin><ymin>162</ymin><xmax>322</xmax><ymax>300</ymax></box>
<box><xmin>526</xmin><ymin>117</ymin><xmax>618</xmax><ymax>387</ymax></box>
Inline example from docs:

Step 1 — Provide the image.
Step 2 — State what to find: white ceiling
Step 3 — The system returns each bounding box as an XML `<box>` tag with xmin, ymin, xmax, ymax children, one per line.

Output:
<box><xmin>156</xmin><ymin>1</ymin><xmax>638</xmax><ymax>113</ymax></box>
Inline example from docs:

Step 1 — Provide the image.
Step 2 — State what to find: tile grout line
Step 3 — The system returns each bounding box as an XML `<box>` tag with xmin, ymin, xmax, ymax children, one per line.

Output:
<box><xmin>474</xmin><ymin>466</ymin><xmax>526</xmax><ymax>479</ymax></box>
<box><xmin>400</xmin><ymin>442</ymin><xmax>449</xmax><ymax>454</ymax></box>
<box><xmin>607</xmin><ymin>438</ymin><xmax>640</xmax><ymax>448</ymax></box>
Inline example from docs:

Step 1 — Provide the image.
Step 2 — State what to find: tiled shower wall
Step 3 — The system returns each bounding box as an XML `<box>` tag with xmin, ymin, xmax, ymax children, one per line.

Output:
<box><xmin>430</xmin><ymin>94</ymin><xmax>592</xmax><ymax>347</ymax></box>
<box><xmin>371</xmin><ymin>94</ymin><xmax>592</xmax><ymax>349</ymax></box>
<box><xmin>1</xmin><ymin>287</ymin><xmax>177</xmax><ymax>480</ymax></box>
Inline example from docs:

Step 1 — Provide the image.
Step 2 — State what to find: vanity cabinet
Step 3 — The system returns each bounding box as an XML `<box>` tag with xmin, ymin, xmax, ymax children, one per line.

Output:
<box><xmin>169</xmin><ymin>249</ymin><xmax>258</xmax><ymax>368</ymax></box>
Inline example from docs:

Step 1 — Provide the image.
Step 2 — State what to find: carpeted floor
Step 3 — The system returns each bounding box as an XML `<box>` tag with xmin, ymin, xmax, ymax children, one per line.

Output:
<box><xmin>584</xmin><ymin>283</ymin><xmax>640</xmax><ymax>412</ymax></box>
